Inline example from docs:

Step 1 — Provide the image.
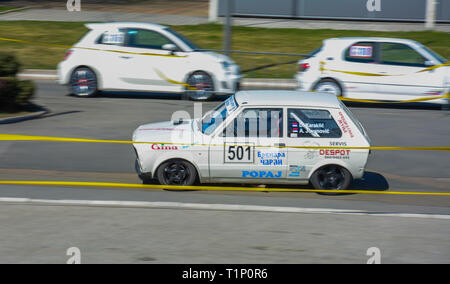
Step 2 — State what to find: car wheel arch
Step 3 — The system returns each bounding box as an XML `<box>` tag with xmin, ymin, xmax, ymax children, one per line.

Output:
<box><xmin>312</xmin><ymin>77</ymin><xmax>345</xmax><ymax>97</ymax></box>
<box><xmin>308</xmin><ymin>161</ymin><xmax>353</xmax><ymax>181</ymax></box>
<box><xmin>183</xmin><ymin>70</ymin><xmax>217</xmax><ymax>90</ymax></box>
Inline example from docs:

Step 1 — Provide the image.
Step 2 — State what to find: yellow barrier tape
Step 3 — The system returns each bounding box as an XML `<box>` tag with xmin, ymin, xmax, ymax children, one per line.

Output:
<box><xmin>0</xmin><ymin>180</ymin><xmax>449</xmax><ymax>196</ymax></box>
<box><xmin>0</xmin><ymin>134</ymin><xmax>449</xmax><ymax>151</ymax></box>
<box><xmin>320</xmin><ymin>61</ymin><xmax>450</xmax><ymax>77</ymax></box>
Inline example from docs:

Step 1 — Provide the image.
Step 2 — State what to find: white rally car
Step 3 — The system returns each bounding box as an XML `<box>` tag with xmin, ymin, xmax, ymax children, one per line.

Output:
<box><xmin>296</xmin><ymin>37</ymin><xmax>449</xmax><ymax>104</ymax></box>
<box><xmin>133</xmin><ymin>90</ymin><xmax>371</xmax><ymax>190</ymax></box>
<box><xmin>58</xmin><ymin>22</ymin><xmax>241</xmax><ymax>100</ymax></box>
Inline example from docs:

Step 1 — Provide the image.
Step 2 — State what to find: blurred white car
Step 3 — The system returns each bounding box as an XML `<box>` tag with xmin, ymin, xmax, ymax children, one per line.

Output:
<box><xmin>296</xmin><ymin>37</ymin><xmax>449</xmax><ymax>104</ymax></box>
<box><xmin>133</xmin><ymin>90</ymin><xmax>371</xmax><ymax>190</ymax></box>
<box><xmin>58</xmin><ymin>22</ymin><xmax>241</xmax><ymax>100</ymax></box>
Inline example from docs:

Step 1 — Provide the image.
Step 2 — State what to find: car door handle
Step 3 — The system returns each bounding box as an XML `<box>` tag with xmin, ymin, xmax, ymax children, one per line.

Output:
<box><xmin>119</xmin><ymin>56</ymin><xmax>132</xmax><ymax>59</ymax></box>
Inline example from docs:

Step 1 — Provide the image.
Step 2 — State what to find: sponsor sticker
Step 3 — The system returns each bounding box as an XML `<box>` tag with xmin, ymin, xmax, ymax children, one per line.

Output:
<box><xmin>288</xmin><ymin>165</ymin><xmax>306</xmax><ymax>178</ymax></box>
<box><xmin>225</xmin><ymin>96</ymin><xmax>238</xmax><ymax>113</ymax></box>
<box><xmin>102</xmin><ymin>31</ymin><xmax>125</xmax><ymax>44</ymax></box>
<box><xmin>151</xmin><ymin>144</ymin><xmax>179</xmax><ymax>150</ymax></box>
<box><xmin>242</xmin><ymin>171</ymin><xmax>283</xmax><ymax>178</ymax></box>
<box><xmin>320</xmin><ymin>149</ymin><xmax>351</xmax><ymax>159</ymax></box>
<box><xmin>257</xmin><ymin>151</ymin><xmax>286</xmax><ymax>166</ymax></box>
<box><xmin>349</xmin><ymin>45</ymin><xmax>373</xmax><ymax>58</ymax></box>
<box><xmin>337</xmin><ymin>112</ymin><xmax>355</xmax><ymax>138</ymax></box>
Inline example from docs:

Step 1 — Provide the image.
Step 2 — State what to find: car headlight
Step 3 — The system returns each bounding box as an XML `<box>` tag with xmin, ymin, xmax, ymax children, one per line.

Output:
<box><xmin>221</xmin><ymin>61</ymin><xmax>231</xmax><ymax>70</ymax></box>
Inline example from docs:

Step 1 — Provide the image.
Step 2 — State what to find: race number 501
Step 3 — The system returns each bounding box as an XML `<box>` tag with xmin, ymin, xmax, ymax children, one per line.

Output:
<box><xmin>224</xmin><ymin>143</ymin><xmax>254</xmax><ymax>163</ymax></box>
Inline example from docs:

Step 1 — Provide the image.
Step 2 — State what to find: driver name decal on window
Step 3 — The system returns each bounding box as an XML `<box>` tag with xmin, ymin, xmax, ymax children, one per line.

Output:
<box><xmin>349</xmin><ymin>45</ymin><xmax>373</xmax><ymax>58</ymax></box>
<box><xmin>288</xmin><ymin>109</ymin><xmax>342</xmax><ymax>138</ymax></box>
<box><xmin>102</xmin><ymin>31</ymin><xmax>125</xmax><ymax>44</ymax></box>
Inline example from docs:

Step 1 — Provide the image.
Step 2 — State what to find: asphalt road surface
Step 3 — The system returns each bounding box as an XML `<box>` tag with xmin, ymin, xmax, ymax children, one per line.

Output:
<box><xmin>0</xmin><ymin>81</ymin><xmax>449</xmax><ymax>263</ymax></box>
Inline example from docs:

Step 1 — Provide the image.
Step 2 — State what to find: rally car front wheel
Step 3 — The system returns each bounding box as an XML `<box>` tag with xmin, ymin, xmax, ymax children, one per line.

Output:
<box><xmin>156</xmin><ymin>159</ymin><xmax>198</xmax><ymax>186</ymax></box>
<box><xmin>310</xmin><ymin>165</ymin><xmax>352</xmax><ymax>190</ymax></box>
<box><xmin>184</xmin><ymin>71</ymin><xmax>215</xmax><ymax>101</ymax></box>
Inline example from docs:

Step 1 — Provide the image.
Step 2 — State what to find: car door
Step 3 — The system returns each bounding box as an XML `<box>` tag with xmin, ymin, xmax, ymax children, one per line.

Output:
<box><xmin>209</xmin><ymin>107</ymin><xmax>287</xmax><ymax>181</ymax></box>
<box><xmin>374</xmin><ymin>42</ymin><xmax>446</xmax><ymax>99</ymax></box>
<box><xmin>324</xmin><ymin>41</ymin><xmax>381</xmax><ymax>98</ymax></box>
<box><xmin>285</xmin><ymin>108</ymin><xmax>343</xmax><ymax>181</ymax></box>
<box><xmin>91</xmin><ymin>28</ymin><xmax>130</xmax><ymax>90</ymax></box>
<box><xmin>117</xmin><ymin>28</ymin><xmax>188</xmax><ymax>92</ymax></box>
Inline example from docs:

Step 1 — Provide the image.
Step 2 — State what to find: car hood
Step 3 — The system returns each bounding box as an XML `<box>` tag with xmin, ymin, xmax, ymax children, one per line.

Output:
<box><xmin>132</xmin><ymin>120</ymin><xmax>199</xmax><ymax>146</ymax></box>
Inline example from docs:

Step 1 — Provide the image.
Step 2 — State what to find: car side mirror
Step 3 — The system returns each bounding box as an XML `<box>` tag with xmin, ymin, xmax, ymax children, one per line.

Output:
<box><xmin>424</xmin><ymin>60</ymin><xmax>435</xmax><ymax>67</ymax></box>
<box><xmin>162</xmin><ymin>43</ymin><xmax>178</xmax><ymax>54</ymax></box>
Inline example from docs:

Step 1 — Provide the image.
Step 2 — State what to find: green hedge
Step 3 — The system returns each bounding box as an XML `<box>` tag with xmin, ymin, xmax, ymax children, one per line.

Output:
<box><xmin>0</xmin><ymin>77</ymin><xmax>35</xmax><ymax>111</ymax></box>
<box><xmin>0</xmin><ymin>52</ymin><xmax>34</xmax><ymax>111</ymax></box>
<box><xmin>0</xmin><ymin>52</ymin><xmax>21</xmax><ymax>77</ymax></box>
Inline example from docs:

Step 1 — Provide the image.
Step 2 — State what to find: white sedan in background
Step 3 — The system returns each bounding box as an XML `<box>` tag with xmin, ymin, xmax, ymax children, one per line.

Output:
<box><xmin>133</xmin><ymin>90</ymin><xmax>371</xmax><ymax>191</ymax></box>
<box><xmin>58</xmin><ymin>22</ymin><xmax>241</xmax><ymax>100</ymax></box>
<box><xmin>296</xmin><ymin>37</ymin><xmax>449</xmax><ymax>104</ymax></box>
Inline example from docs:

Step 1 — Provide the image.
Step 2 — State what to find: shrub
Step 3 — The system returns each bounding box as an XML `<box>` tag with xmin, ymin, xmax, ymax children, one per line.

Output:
<box><xmin>0</xmin><ymin>52</ymin><xmax>21</xmax><ymax>77</ymax></box>
<box><xmin>0</xmin><ymin>77</ymin><xmax>35</xmax><ymax>111</ymax></box>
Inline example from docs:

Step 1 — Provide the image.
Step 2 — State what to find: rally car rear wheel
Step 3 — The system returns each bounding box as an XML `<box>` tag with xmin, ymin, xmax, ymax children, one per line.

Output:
<box><xmin>69</xmin><ymin>67</ymin><xmax>99</xmax><ymax>97</ymax></box>
<box><xmin>314</xmin><ymin>79</ymin><xmax>342</xmax><ymax>97</ymax></box>
<box><xmin>310</xmin><ymin>165</ymin><xmax>352</xmax><ymax>190</ymax></box>
<box><xmin>156</xmin><ymin>159</ymin><xmax>198</xmax><ymax>186</ymax></box>
<box><xmin>184</xmin><ymin>71</ymin><xmax>215</xmax><ymax>101</ymax></box>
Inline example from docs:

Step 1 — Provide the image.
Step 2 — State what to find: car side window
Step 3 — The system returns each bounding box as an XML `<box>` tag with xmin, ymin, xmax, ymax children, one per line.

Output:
<box><xmin>224</xmin><ymin>108</ymin><xmax>283</xmax><ymax>138</ymax></box>
<box><xmin>124</xmin><ymin>29</ymin><xmax>175</xmax><ymax>50</ymax></box>
<box><xmin>97</xmin><ymin>29</ymin><xmax>126</xmax><ymax>46</ymax></box>
<box><xmin>380</xmin><ymin>43</ymin><xmax>427</xmax><ymax>67</ymax></box>
<box><xmin>288</xmin><ymin>109</ymin><xmax>342</xmax><ymax>138</ymax></box>
<box><xmin>344</xmin><ymin>41</ymin><xmax>376</xmax><ymax>63</ymax></box>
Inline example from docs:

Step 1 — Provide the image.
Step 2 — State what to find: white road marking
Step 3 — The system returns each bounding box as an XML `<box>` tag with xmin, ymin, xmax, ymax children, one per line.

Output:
<box><xmin>0</xmin><ymin>197</ymin><xmax>449</xmax><ymax>220</ymax></box>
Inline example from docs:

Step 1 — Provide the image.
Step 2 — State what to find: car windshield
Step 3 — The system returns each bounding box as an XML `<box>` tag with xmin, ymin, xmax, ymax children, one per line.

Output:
<box><xmin>419</xmin><ymin>44</ymin><xmax>447</xmax><ymax>64</ymax></box>
<box><xmin>200</xmin><ymin>96</ymin><xmax>238</xmax><ymax>135</ymax></box>
<box><xmin>164</xmin><ymin>28</ymin><xmax>199</xmax><ymax>51</ymax></box>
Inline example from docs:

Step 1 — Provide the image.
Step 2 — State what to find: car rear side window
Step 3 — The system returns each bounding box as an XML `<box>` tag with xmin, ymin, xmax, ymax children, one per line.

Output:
<box><xmin>288</xmin><ymin>109</ymin><xmax>342</xmax><ymax>138</ymax></box>
<box><xmin>345</xmin><ymin>42</ymin><xmax>376</xmax><ymax>63</ymax></box>
<box><xmin>97</xmin><ymin>29</ymin><xmax>126</xmax><ymax>46</ymax></box>
<box><xmin>124</xmin><ymin>29</ymin><xmax>174</xmax><ymax>50</ymax></box>
<box><xmin>224</xmin><ymin>108</ymin><xmax>283</xmax><ymax>138</ymax></box>
<box><xmin>380</xmin><ymin>43</ymin><xmax>427</xmax><ymax>67</ymax></box>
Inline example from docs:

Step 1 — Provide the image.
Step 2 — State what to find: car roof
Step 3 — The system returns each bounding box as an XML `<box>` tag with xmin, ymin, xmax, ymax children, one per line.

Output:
<box><xmin>85</xmin><ymin>22</ymin><xmax>167</xmax><ymax>31</ymax></box>
<box><xmin>325</xmin><ymin>37</ymin><xmax>418</xmax><ymax>45</ymax></box>
<box><xmin>234</xmin><ymin>91</ymin><xmax>341</xmax><ymax>109</ymax></box>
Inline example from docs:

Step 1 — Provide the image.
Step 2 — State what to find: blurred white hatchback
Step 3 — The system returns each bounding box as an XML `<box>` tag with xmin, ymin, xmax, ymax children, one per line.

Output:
<box><xmin>133</xmin><ymin>90</ymin><xmax>371</xmax><ymax>190</ymax></box>
<box><xmin>296</xmin><ymin>37</ymin><xmax>449</xmax><ymax>104</ymax></box>
<box><xmin>58</xmin><ymin>22</ymin><xmax>241</xmax><ymax>100</ymax></box>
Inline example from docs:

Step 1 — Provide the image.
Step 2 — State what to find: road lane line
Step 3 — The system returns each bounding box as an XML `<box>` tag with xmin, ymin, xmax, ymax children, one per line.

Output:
<box><xmin>0</xmin><ymin>197</ymin><xmax>449</xmax><ymax>220</ymax></box>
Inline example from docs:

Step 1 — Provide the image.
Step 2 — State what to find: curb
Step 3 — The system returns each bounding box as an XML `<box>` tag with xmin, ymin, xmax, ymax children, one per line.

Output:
<box><xmin>18</xmin><ymin>70</ymin><xmax>59</xmax><ymax>81</ymax></box>
<box><xmin>18</xmin><ymin>70</ymin><xmax>298</xmax><ymax>88</ymax></box>
<box><xmin>0</xmin><ymin>6</ymin><xmax>30</xmax><ymax>16</ymax></box>
<box><xmin>0</xmin><ymin>108</ymin><xmax>49</xmax><ymax>124</ymax></box>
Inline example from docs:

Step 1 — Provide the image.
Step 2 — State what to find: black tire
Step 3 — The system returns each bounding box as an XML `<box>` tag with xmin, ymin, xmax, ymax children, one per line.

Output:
<box><xmin>69</xmin><ymin>67</ymin><xmax>99</xmax><ymax>97</ymax></box>
<box><xmin>156</xmin><ymin>159</ymin><xmax>198</xmax><ymax>186</ymax></box>
<box><xmin>313</xmin><ymin>79</ymin><xmax>343</xmax><ymax>97</ymax></box>
<box><xmin>310</xmin><ymin>165</ymin><xmax>352</xmax><ymax>190</ymax></box>
<box><xmin>184</xmin><ymin>71</ymin><xmax>215</xmax><ymax>101</ymax></box>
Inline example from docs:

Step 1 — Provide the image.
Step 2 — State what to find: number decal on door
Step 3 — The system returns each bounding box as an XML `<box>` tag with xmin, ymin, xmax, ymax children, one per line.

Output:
<box><xmin>224</xmin><ymin>143</ymin><xmax>254</xmax><ymax>163</ymax></box>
